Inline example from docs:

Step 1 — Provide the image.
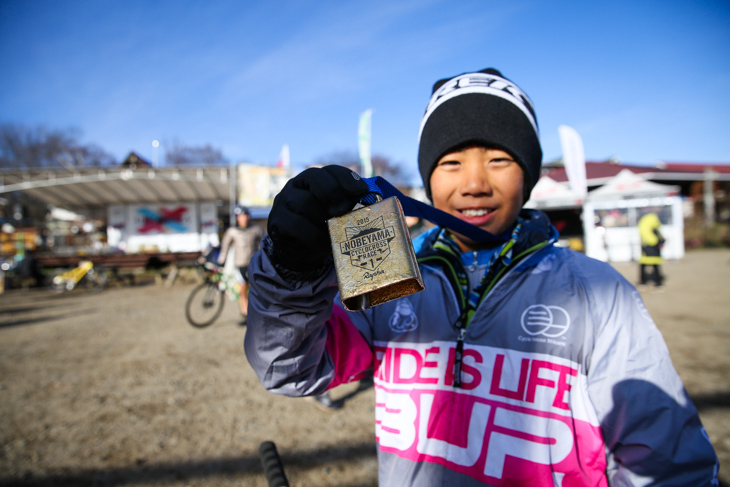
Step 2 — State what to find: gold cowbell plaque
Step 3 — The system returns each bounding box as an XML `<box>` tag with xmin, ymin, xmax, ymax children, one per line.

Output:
<box><xmin>328</xmin><ymin>196</ymin><xmax>424</xmax><ymax>311</ymax></box>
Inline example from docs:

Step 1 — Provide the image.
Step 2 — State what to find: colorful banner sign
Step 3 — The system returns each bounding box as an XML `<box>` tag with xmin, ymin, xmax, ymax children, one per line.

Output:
<box><xmin>237</xmin><ymin>163</ymin><xmax>289</xmax><ymax>207</ymax></box>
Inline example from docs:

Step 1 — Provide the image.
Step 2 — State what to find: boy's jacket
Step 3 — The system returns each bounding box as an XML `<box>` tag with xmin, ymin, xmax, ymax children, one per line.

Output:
<box><xmin>245</xmin><ymin>210</ymin><xmax>718</xmax><ymax>486</ymax></box>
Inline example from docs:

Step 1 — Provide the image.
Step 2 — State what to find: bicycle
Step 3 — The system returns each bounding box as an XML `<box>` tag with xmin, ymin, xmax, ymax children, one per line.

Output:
<box><xmin>49</xmin><ymin>259</ymin><xmax>107</xmax><ymax>293</ymax></box>
<box><xmin>184</xmin><ymin>261</ymin><xmax>241</xmax><ymax>328</ymax></box>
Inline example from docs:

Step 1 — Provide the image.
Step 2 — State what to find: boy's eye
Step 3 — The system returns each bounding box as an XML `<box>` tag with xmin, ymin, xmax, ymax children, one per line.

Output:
<box><xmin>489</xmin><ymin>158</ymin><xmax>515</xmax><ymax>166</ymax></box>
<box><xmin>437</xmin><ymin>159</ymin><xmax>461</xmax><ymax>167</ymax></box>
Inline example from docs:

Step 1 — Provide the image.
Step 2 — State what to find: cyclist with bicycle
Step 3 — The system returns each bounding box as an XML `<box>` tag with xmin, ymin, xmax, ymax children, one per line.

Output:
<box><xmin>244</xmin><ymin>68</ymin><xmax>718</xmax><ymax>485</ymax></box>
<box><xmin>217</xmin><ymin>205</ymin><xmax>263</xmax><ymax>324</ymax></box>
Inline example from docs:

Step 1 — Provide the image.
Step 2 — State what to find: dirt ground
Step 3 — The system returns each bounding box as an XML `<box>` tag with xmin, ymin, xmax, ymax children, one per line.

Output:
<box><xmin>0</xmin><ymin>248</ymin><xmax>728</xmax><ymax>486</ymax></box>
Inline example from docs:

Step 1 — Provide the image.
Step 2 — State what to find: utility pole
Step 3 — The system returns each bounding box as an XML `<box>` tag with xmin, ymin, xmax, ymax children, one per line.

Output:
<box><xmin>229</xmin><ymin>161</ymin><xmax>237</xmax><ymax>227</ymax></box>
<box><xmin>703</xmin><ymin>167</ymin><xmax>715</xmax><ymax>228</ymax></box>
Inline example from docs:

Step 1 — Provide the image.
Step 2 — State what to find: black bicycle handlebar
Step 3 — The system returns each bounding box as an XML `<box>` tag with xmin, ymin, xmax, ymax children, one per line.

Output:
<box><xmin>258</xmin><ymin>441</ymin><xmax>290</xmax><ymax>487</ymax></box>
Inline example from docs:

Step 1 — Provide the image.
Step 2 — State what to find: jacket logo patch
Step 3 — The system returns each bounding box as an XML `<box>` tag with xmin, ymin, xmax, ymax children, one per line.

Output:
<box><xmin>339</xmin><ymin>216</ymin><xmax>395</xmax><ymax>271</ymax></box>
<box><xmin>389</xmin><ymin>298</ymin><xmax>418</xmax><ymax>333</ymax></box>
<box><xmin>521</xmin><ymin>305</ymin><xmax>570</xmax><ymax>338</ymax></box>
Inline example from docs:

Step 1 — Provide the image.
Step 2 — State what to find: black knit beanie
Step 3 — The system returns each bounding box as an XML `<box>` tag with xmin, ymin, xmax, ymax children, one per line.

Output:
<box><xmin>417</xmin><ymin>68</ymin><xmax>542</xmax><ymax>201</ymax></box>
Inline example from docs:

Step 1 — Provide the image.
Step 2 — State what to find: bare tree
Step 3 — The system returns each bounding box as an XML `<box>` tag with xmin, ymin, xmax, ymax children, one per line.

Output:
<box><xmin>0</xmin><ymin>124</ymin><xmax>116</xmax><ymax>169</ymax></box>
<box><xmin>371</xmin><ymin>154</ymin><xmax>414</xmax><ymax>186</ymax></box>
<box><xmin>164</xmin><ymin>140</ymin><xmax>228</xmax><ymax>166</ymax></box>
<box><xmin>313</xmin><ymin>150</ymin><xmax>412</xmax><ymax>185</ymax></box>
<box><xmin>313</xmin><ymin>150</ymin><xmax>360</xmax><ymax>170</ymax></box>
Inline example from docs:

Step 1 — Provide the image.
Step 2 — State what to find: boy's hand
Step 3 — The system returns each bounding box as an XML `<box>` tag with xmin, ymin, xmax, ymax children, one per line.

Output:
<box><xmin>267</xmin><ymin>165</ymin><xmax>369</xmax><ymax>272</ymax></box>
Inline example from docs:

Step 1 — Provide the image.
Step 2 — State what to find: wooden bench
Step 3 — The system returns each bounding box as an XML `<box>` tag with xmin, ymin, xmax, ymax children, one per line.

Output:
<box><xmin>35</xmin><ymin>251</ymin><xmax>203</xmax><ymax>287</ymax></box>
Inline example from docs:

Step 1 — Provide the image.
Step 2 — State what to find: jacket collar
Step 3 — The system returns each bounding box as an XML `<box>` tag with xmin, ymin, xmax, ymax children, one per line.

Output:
<box><xmin>416</xmin><ymin>208</ymin><xmax>557</xmax><ymax>258</ymax></box>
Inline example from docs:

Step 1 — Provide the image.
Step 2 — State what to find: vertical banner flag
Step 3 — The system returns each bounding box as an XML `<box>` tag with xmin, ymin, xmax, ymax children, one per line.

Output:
<box><xmin>276</xmin><ymin>144</ymin><xmax>290</xmax><ymax>168</ymax></box>
<box><xmin>558</xmin><ymin>125</ymin><xmax>587</xmax><ymax>199</ymax></box>
<box><xmin>358</xmin><ymin>109</ymin><xmax>373</xmax><ymax>178</ymax></box>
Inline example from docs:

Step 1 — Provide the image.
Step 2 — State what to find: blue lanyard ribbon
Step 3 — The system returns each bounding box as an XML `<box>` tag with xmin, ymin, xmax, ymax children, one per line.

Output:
<box><xmin>361</xmin><ymin>176</ymin><xmax>509</xmax><ymax>243</ymax></box>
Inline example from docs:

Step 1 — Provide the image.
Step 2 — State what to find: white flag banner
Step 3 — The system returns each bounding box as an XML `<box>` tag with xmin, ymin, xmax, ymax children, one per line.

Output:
<box><xmin>358</xmin><ymin>109</ymin><xmax>373</xmax><ymax>177</ymax></box>
<box><xmin>276</xmin><ymin>144</ymin><xmax>290</xmax><ymax>168</ymax></box>
<box><xmin>558</xmin><ymin>125</ymin><xmax>587</xmax><ymax>199</ymax></box>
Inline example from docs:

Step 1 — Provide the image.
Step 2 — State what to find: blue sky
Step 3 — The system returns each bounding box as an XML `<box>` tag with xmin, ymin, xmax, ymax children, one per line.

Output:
<box><xmin>1</xmin><ymin>0</ymin><xmax>728</xmax><ymax>184</ymax></box>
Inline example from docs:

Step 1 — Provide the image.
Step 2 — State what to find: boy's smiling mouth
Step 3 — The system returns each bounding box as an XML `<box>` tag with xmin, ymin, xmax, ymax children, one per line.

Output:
<box><xmin>459</xmin><ymin>208</ymin><xmax>493</xmax><ymax>218</ymax></box>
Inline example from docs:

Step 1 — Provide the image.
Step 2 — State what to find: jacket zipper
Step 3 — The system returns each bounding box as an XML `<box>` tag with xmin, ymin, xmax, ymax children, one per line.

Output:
<box><xmin>452</xmin><ymin>309</ymin><xmax>470</xmax><ymax>388</ymax></box>
<box><xmin>430</xmin><ymin>240</ymin><xmax>551</xmax><ymax>388</ymax></box>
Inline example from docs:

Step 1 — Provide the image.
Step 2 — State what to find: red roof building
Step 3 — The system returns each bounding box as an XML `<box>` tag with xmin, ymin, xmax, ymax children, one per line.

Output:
<box><xmin>543</xmin><ymin>160</ymin><xmax>730</xmax><ymax>196</ymax></box>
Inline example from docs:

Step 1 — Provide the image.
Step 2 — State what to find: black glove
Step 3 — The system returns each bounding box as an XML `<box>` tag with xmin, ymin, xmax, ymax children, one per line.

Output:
<box><xmin>267</xmin><ymin>165</ymin><xmax>369</xmax><ymax>273</ymax></box>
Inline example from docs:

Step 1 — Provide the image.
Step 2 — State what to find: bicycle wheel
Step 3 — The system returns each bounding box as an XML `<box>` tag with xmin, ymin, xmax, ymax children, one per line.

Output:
<box><xmin>49</xmin><ymin>276</ymin><xmax>68</xmax><ymax>293</ymax></box>
<box><xmin>185</xmin><ymin>282</ymin><xmax>225</xmax><ymax>328</ymax></box>
<box><xmin>84</xmin><ymin>269</ymin><xmax>107</xmax><ymax>294</ymax></box>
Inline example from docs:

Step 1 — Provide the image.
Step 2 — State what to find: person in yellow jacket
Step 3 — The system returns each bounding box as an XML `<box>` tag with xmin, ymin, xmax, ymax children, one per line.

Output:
<box><xmin>638</xmin><ymin>211</ymin><xmax>665</xmax><ymax>287</ymax></box>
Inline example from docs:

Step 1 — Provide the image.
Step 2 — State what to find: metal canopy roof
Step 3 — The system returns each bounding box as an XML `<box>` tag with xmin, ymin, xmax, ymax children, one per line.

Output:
<box><xmin>0</xmin><ymin>165</ymin><xmax>234</xmax><ymax>210</ymax></box>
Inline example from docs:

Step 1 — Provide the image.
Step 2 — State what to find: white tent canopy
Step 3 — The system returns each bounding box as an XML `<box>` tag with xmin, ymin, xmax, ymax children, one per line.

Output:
<box><xmin>587</xmin><ymin>169</ymin><xmax>679</xmax><ymax>201</ymax></box>
<box><xmin>0</xmin><ymin>165</ymin><xmax>233</xmax><ymax>210</ymax></box>
<box><xmin>582</xmin><ymin>169</ymin><xmax>684</xmax><ymax>262</ymax></box>
<box><xmin>524</xmin><ymin>176</ymin><xmax>583</xmax><ymax>210</ymax></box>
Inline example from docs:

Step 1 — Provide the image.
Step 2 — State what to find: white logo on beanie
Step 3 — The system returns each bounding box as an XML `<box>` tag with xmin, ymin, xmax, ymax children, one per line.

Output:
<box><xmin>418</xmin><ymin>72</ymin><xmax>539</xmax><ymax>141</ymax></box>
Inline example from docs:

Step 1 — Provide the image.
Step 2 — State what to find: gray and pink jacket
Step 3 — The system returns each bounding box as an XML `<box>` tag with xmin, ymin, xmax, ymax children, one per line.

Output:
<box><xmin>244</xmin><ymin>210</ymin><xmax>718</xmax><ymax>486</ymax></box>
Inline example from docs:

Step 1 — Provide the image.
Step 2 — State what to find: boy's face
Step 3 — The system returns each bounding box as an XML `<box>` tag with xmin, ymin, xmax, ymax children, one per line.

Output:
<box><xmin>430</xmin><ymin>147</ymin><xmax>524</xmax><ymax>252</ymax></box>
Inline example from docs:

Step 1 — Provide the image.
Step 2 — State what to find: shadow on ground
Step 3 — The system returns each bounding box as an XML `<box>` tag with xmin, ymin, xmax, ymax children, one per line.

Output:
<box><xmin>691</xmin><ymin>391</ymin><xmax>730</xmax><ymax>412</ymax></box>
<box><xmin>0</xmin><ymin>306</ymin><xmax>98</xmax><ymax>329</ymax></box>
<box><xmin>0</xmin><ymin>441</ymin><xmax>378</xmax><ymax>487</ymax></box>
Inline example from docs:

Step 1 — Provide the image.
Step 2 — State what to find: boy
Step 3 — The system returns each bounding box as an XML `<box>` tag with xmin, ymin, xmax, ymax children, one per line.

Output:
<box><xmin>244</xmin><ymin>68</ymin><xmax>718</xmax><ymax>485</ymax></box>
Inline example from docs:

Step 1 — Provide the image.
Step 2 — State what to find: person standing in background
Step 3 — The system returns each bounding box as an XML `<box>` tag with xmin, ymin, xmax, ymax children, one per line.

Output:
<box><xmin>638</xmin><ymin>211</ymin><xmax>665</xmax><ymax>289</ymax></box>
<box><xmin>218</xmin><ymin>205</ymin><xmax>263</xmax><ymax>324</ymax></box>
